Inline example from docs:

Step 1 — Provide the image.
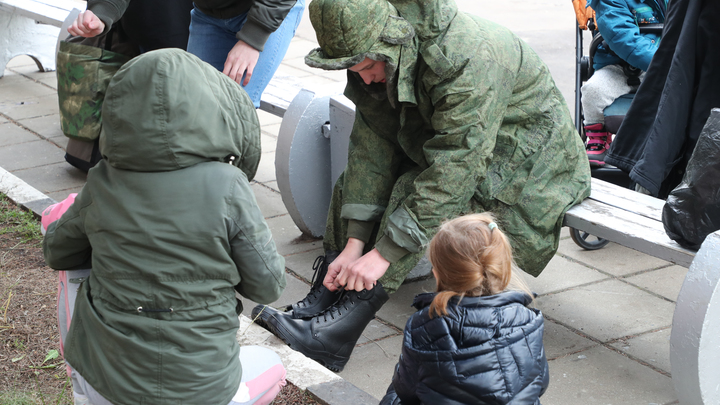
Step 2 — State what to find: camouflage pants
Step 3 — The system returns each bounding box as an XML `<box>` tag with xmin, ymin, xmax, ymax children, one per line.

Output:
<box><xmin>324</xmin><ymin>168</ymin><xmax>579</xmax><ymax>293</ymax></box>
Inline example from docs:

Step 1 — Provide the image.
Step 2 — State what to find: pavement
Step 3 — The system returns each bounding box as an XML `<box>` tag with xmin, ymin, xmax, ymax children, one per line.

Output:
<box><xmin>0</xmin><ymin>1</ymin><xmax>682</xmax><ymax>404</ymax></box>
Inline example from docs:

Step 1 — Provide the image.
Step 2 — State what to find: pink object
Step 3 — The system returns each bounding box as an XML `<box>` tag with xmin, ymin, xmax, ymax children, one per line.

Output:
<box><xmin>41</xmin><ymin>194</ymin><xmax>78</xmax><ymax>234</ymax></box>
<box><xmin>246</xmin><ymin>364</ymin><xmax>287</xmax><ymax>405</ymax></box>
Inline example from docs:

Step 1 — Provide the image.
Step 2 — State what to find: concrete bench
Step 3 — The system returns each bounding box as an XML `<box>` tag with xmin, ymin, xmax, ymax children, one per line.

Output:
<box><xmin>271</xmin><ymin>89</ymin><xmax>720</xmax><ymax>404</ymax></box>
<box><xmin>0</xmin><ymin>0</ymin><xmax>83</xmax><ymax>77</ymax></box>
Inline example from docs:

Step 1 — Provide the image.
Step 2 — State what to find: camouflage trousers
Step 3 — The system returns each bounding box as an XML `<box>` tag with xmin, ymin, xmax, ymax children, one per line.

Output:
<box><xmin>323</xmin><ymin>169</ymin><xmax>577</xmax><ymax>293</ymax></box>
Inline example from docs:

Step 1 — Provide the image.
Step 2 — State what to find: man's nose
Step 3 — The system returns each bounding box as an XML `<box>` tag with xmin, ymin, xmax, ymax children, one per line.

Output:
<box><xmin>360</xmin><ymin>73</ymin><xmax>372</xmax><ymax>85</ymax></box>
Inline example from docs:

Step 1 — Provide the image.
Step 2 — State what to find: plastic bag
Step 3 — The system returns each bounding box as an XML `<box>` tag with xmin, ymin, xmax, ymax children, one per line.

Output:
<box><xmin>662</xmin><ymin>108</ymin><xmax>720</xmax><ymax>249</ymax></box>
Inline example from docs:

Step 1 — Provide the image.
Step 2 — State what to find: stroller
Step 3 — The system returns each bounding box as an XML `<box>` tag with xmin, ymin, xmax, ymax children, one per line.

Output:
<box><xmin>569</xmin><ymin>0</ymin><xmax>663</xmax><ymax>250</ymax></box>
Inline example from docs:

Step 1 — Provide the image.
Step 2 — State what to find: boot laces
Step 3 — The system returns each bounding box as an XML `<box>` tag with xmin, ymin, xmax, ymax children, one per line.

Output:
<box><xmin>296</xmin><ymin>256</ymin><xmax>326</xmax><ymax>308</ymax></box>
<box><xmin>316</xmin><ymin>290</ymin><xmax>359</xmax><ymax>323</ymax></box>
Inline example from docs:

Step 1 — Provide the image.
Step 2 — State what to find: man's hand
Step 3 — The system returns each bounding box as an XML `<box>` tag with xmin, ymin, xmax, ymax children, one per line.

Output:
<box><xmin>223</xmin><ymin>40</ymin><xmax>260</xmax><ymax>86</ymax></box>
<box><xmin>67</xmin><ymin>10</ymin><xmax>105</xmax><ymax>38</ymax></box>
<box><xmin>325</xmin><ymin>239</ymin><xmax>390</xmax><ymax>292</ymax></box>
<box><xmin>324</xmin><ymin>238</ymin><xmax>364</xmax><ymax>291</ymax></box>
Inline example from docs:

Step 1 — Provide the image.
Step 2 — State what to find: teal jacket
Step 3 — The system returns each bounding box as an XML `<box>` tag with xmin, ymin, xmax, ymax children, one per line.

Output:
<box><xmin>43</xmin><ymin>49</ymin><xmax>286</xmax><ymax>405</ymax></box>
<box><xmin>341</xmin><ymin>0</ymin><xmax>591</xmax><ymax>276</ymax></box>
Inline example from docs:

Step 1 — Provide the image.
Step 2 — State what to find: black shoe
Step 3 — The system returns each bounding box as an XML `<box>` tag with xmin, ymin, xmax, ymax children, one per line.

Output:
<box><xmin>289</xmin><ymin>252</ymin><xmax>343</xmax><ymax>319</ymax></box>
<box><xmin>251</xmin><ymin>252</ymin><xmax>342</xmax><ymax>328</ymax></box>
<box><xmin>259</xmin><ymin>283</ymin><xmax>389</xmax><ymax>372</ymax></box>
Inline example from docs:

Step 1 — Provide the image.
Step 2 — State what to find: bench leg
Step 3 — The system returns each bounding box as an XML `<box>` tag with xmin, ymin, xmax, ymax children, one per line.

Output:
<box><xmin>670</xmin><ymin>230</ymin><xmax>720</xmax><ymax>404</ymax></box>
<box><xmin>0</xmin><ymin>12</ymin><xmax>60</xmax><ymax>78</ymax></box>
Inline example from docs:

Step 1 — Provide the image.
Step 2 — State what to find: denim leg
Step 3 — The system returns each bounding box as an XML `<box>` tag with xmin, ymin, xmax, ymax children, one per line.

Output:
<box><xmin>186</xmin><ymin>1</ymin><xmax>305</xmax><ymax>108</ymax></box>
<box><xmin>243</xmin><ymin>0</ymin><xmax>306</xmax><ymax>108</ymax></box>
<box><xmin>187</xmin><ymin>8</ymin><xmax>248</xmax><ymax>74</ymax></box>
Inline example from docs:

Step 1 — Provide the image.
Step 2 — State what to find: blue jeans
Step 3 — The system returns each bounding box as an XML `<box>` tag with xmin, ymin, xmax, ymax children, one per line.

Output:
<box><xmin>187</xmin><ymin>0</ymin><xmax>305</xmax><ymax>108</ymax></box>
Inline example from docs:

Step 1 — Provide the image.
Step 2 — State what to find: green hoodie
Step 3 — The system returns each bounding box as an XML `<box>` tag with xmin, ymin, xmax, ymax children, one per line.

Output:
<box><xmin>43</xmin><ymin>49</ymin><xmax>286</xmax><ymax>405</ymax></box>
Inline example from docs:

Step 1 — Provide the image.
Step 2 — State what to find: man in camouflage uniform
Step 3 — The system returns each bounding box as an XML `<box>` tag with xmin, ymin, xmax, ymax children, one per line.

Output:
<box><xmin>254</xmin><ymin>0</ymin><xmax>591</xmax><ymax>371</ymax></box>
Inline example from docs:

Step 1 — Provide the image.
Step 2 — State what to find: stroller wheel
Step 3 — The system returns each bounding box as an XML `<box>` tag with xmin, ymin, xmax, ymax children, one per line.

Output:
<box><xmin>569</xmin><ymin>227</ymin><xmax>610</xmax><ymax>250</ymax></box>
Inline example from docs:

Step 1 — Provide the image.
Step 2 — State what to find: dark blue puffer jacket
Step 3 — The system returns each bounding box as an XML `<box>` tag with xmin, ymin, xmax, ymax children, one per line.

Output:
<box><xmin>382</xmin><ymin>291</ymin><xmax>549</xmax><ymax>405</ymax></box>
<box><xmin>589</xmin><ymin>0</ymin><xmax>666</xmax><ymax>71</ymax></box>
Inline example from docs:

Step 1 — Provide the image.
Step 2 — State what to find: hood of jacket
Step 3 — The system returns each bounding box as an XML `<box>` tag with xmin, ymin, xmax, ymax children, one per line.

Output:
<box><xmin>390</xmin><ymin>0</ymin><xmax>457</xmax><ymax>41</ymax></box>
<box><xmin>98</xmin><ymin>49</ymin><xmax>261</xmax><ymax>178</ymax></box>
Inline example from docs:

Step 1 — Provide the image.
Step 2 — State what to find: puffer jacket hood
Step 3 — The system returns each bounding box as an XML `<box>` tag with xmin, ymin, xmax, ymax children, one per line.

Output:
<box><xmin>391</xmin><ymin>291</ymin><xmax>549</xmax><ymax>404</ymax></box>
<box><xmin>99</xmin><ymin>49</ymin><xmax>261</xmax><ymax>178</ymax></box>
<box><xmin>390</xmin><ymin>0</ymin><xmax>457</xmax><ymax>41</ymax></box>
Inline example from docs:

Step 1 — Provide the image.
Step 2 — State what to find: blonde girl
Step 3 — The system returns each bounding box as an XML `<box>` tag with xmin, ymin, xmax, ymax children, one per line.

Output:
<box><xmin>380</xmin><ymin>213</ymin><xmax>550</xmax><ymax>405</ymax></box>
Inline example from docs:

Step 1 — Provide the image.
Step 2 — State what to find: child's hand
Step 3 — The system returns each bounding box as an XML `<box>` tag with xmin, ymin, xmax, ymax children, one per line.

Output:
<box><xmin>331</xmin><ymin>249</ymin><xmax>390</xmax><ymax>292</ymax></box>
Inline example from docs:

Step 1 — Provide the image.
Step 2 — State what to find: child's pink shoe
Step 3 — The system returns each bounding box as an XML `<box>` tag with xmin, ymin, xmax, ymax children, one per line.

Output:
<box><xmin>41</xmin><ymin>194</ymin><xmax>78</xmax><ymax>235</ymax></box>
<box><xmin>584</xmin><ymin>123</ymin><xmax>612</xmax><ymax>167</ymax></box>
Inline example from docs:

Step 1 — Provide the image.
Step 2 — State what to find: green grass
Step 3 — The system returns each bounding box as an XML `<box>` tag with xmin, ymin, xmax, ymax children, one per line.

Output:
<box><xmin>0</xmin><ymin>193</ymin><xmax>42</xmax><ymax>243</ymax></box>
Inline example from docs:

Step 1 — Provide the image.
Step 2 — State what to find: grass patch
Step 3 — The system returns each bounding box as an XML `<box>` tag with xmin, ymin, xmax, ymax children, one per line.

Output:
<box><xmin>0</xmin><ymin>194</ymin><xmax>41</xmax><ymax>243</ymax></box>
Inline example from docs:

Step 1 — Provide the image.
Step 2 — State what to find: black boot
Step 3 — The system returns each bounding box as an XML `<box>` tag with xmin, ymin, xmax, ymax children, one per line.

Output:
<box><xmin>259</xmin><ymin>283</ymin><xmax>389</xmax><ymax>372</ymax></box>
<box><xmin>251</xmin><ymin>252</ymin><xmax>342</xmax><ymax>328</ymax></box>
<box><xmin>288</xmin><ymin>252</ymin><xmax>343</xmax><ymax>319</ymax></box>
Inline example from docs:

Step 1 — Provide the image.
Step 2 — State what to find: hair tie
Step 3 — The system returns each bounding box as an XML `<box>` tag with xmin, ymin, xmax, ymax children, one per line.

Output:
<box><xmin>488</xmin><ymin>222</ymin><xmax>497</xmax><ymax>231</ymax></box>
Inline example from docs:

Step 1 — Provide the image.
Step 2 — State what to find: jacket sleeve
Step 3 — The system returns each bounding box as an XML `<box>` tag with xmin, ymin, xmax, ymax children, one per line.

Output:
<box><xmin>595</xmin><ymin>0</ymin><xmax>661</xmax><ymax>71</ymax></box>
<box><xmin>237</xmin><ymin>0</ymin><xmax>298</xmax><ymax>51</ymax></box>
<box><xmin>228</xmin><ymin>174</ymin><xmax>286</xmax><ymax>304</ymax></box>
<box><xmin>42</xmin><ymin>192</ymin><xmax>92</xmax><ymax>270</ymax></box>
<box><xmin>86</xmin><ymin>0</ymin><xmax>130</xmax><ymax>35</ymax></box>
<box><xmin>376</xmin><ymin>50</ymin><xmax>515</xmax><ymax>259</ymax></box>
<box><xmin>340</xmin><ymin>74</ymin><xmax>406</xmax><ymax>227</ymax></box>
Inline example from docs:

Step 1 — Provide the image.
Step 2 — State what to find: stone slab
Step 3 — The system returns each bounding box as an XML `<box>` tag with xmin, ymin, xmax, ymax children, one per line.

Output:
<box><xmin>611</xmin><ymin>327</ymin><xmax>672</xmax><ymax>374</ymax></box>
<box><xmin>535</xmin><ymin>279</ymin><xmax>675</xmax><ymax>342</ymax></box>
<box><xmin>0</xmin><ymin>93</ymin><xmax>59</xmax><ymax>121</ymax></box>
<box><xmin>558</xmin><ymin>239</ymin><xmax>672</xmax><ymax>277</ymax></box>
<box><xmin>0</xmin><ymin>139</ymin><xmax>65</xmax><ymax>171</ymax></box>
<box><xmin>251</xmin><ymin>182</ymin><xmax>288</xmax><ymax>219</ymax></box>
<box><xmin>0</xmin><ymin>122</ymin><xmax>37</xmax><ymax>146</ymax></box>
<box><xmin>17</xmin><ymin>114</ymin><xmax>65</xmax><ymax>141</ymax></box>
<box><xmin>376</xmin><ymin>277</ymin><xmax>436</xmax><ymax>330</ymax></box>
<box><xmin>264</xmin><ymin>214</ymin><xmax>323</xmax><ymax>256</ymax></box>
<box><xmin>526</xmin><ymin>254</ymin><xmax>609</xmax><ymax>295</ymax></box>
<box><xmin>336</xmin><ymin>335</ymin><xmax>404</xmax><ymax>400</ymax></box>
<box><xmin>0</xmin><ymin>74</ymin><xmax>57</xmax><ymax>102</ymax></box>
<box><xmin>283</xmin><ymin>247</ymin><xmax>325</xmax><ymax>282</ymax></box>
<box><xmin>12</xmin><ymin>162</ymin><xmax>86</xmax><ymax>196</ymax></box>
<box><xmin>307</xmin><ymin>380</ymin><xmax>378</xmax><ymax>405</ymax></box>
<box><xmin>543</xmin><ymin>345</ymin><xmax>676</xmax><ymax>404</ymax></box>
<box><xmin>624</xmin><ymin>265</ymin><xmax>688</xmax><ymax>302</ymax></box>
<box><xmin>543</xmin><ymin>318</ymin><xmax>597</xmax><ymax>360</ymax></box>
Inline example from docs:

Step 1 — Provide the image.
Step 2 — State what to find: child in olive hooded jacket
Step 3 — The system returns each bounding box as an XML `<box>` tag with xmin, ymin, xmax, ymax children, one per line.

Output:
<box><xmin>43</xmin><ymin>49</ymin><xmax>287</xmax><ymax>405</ymax></box>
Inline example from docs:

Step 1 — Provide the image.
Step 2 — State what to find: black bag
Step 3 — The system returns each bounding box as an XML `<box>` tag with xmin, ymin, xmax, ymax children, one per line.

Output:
<box><xmin>662</xmin><ymin>108</ymin><xmax>720</xmax><ymax>249</ymax></box>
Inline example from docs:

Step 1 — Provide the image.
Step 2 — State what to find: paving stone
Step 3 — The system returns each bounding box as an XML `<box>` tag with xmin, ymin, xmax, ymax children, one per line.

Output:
<box><xmin>535</xmin><ymin>279</ymin><xmax>675</xmax><ymax>342</ymax></box>
<box><xmin>0</xmin><ymin>76</ymin><xmax>57</xmax><ymax>103</ymax></box>
<box><xmin>12</xmin><ymin>162</ymin><xmax>87</xmax><ymax>196</ymax></box>
<box><xmin>307</xmin><ymin>380</ymin><xmax>378</xmax><ymax>405</ymax></box>
<box><xmin>356</xmin><ymin>319</ymin><xmax>400</xmax><ymax>345</ymax></box>
<box><xmin>377</xmin><ymin>277</ymin><xmax>436</xmax><ymax>330</ymax></box>
<box><xmin>253</xmin><ymin>151</ymin><xmax>277</xmax><ymax>183</ymax></box>
<box><xmin>0</xmin><ymin>122</ymin><xmax>38</xmax><ymax>146</ymax></box>
<box><xmin>17</xmin><ymin>114</ymin><xmax>65</xmax><ymax>141</ymax></box>
<box><xmin>543</xmin><ymin>318</ymin><xmax>597</xmax><ymax>360</ymax></box>
<box><xmin>24</xmin><ymin>71</ymin><xmax>58</xmax><ymax>89</ymax></box>
<box><xmin>283</xmin><ymin>247</ymin><xmax>325</xmax><ymax>282</ymax></box>
<box><xmin>259</xmin><ymin>180</ymin><xmax>280</xmax><ymax>193</ymax></box>
<box><xmin>260</xmin><ymin>132</ymin><xmax>278</xmax><ymax>154</ymax></box>
<box><xmin>337</xmin><ymin>335</ymin><xmax>404</xmax><ymax>400</ymax></box>
<box><xmin>265</xmin><ymin>214</ymin><xmax>323</xmax><ymax>256</ymax></box>
<box><xmin>611</xmin><ymin>328</ymin><xmax>672</xmax><ymax>374</ymax></box>
<box><xmin>0</xmin><ymin>94</ymin><xmax>59</xmax><ymax>121</ymax></box>
<box><xmin>0</xmin><ymin>140</ymin><xmax>65</xmax><ymax>171</ymax></box>
<box><xmin>251</xmin><ymin>182</ymin><xmax>288</xmax><ymax>218</ymax></box>
<box><xmin>526</xmin><ymin>254</ymin><xmax>609</xmax><ymax>296</ymax></box>
<box><xmin>624</xmin><ymin>265</ymin><xmax>688</xmax><ymax>302</ymax></box>
<box><xmin>558</xmin><ymin>239</ymin><xmax>672</xmax><ymax>276</ymax></box>
<box><xmin>47</xmin><ymin>187</ymin><xmax>85</xmax><ymax>203</ymax></box>
<box><xmin>257</xmin><ymin>109</ymin><xmax>283</xmax><ymax>126</ymax></box>
<box><xmin>542</xmin><ymin>345</ymin><xmax>677</xmax><ymax>405</ymax></box>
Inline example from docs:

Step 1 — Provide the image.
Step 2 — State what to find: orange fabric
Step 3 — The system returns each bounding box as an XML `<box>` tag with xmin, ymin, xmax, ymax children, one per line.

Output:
<box><xmin>572</xmin><ymin>0</ymin><xmax>596</xmax><ymax>30</ymax></box>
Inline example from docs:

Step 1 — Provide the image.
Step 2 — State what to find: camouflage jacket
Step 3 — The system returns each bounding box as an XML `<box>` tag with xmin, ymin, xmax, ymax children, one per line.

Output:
<box><xmin>341</xmin><ymin>0</ymin><xmax>591</xmax><ymax>273</ymax></box>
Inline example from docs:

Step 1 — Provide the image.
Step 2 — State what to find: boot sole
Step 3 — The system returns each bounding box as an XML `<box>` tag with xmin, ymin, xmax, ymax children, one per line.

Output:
<box><xmin>265</xmin><ymin>316</ymin><xmax>350</xmax><ymax>372</ymax></box>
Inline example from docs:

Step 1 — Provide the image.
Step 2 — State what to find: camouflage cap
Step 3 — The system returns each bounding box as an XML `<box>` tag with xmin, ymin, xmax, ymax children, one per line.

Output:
<box><xmin>305</xmin><ymin>0</ymin><xmax>414</xmax><ymax>70</ymax></box>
